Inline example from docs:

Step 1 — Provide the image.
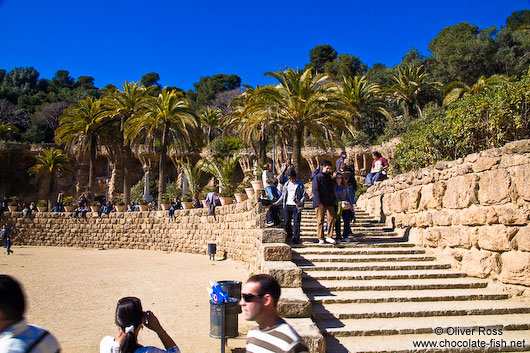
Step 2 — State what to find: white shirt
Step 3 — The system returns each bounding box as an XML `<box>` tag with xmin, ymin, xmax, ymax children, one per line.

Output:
<box><xmin>100</xmin><ymin>335</ymin><xmax>180</xmax><ymax>353</ymax></box>
<box><xmin>285</xmin><ymin>181</ymin><xmax>299</xmax><ymax>206</ymax></box>
<box><xmin>262</xmin><ymin>170</ymin><xmax>275</xmax><ymax>188</ymax></box>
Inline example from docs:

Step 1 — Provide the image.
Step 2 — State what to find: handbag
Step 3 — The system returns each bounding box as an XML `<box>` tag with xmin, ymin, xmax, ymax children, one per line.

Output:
<box><xmin>341</xmin><ymin>201</ymin><xmax>352</xmax><ymax>210</ymax></box>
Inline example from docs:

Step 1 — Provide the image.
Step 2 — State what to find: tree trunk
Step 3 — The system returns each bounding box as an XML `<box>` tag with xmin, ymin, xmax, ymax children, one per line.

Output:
<box><xmin>292</xmin><ymin>124</ymin><xmax>304</xmax><ymax>174</ymax></box>
<box><xmin>47</xmin><ymin>175</ymin><xmax>55</xmax><ymax>210</ymax></box>
<box><xmin>123</xmin><ymin>143</ymin><xmax>132</xmax><ymax>205</ymax></box>
<box><xmin>158</xmin><ymin>127</ymin><xmax>168</xmax><ymax>210</ymax></box>
<box><xmin>88</xmin><ymin>137</ymin><xmax>96</xmax><ymax>202</ymax></box>
<box><xmin>258</xmin><ymin>134</ymin><xmax>267</xmax><ymax>166</ymax></box>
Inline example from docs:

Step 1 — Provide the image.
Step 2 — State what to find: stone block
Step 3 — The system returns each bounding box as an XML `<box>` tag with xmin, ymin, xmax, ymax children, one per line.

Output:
<box><xmin>423</xmin><ymin>228</ymin><xmax>441</xmax><ymax>247</ymax></box>
<box><xmin>457</xmin><ymin>205</ymin><xmax>496</xmax><ymax>226</ymax></box>
<box><xmin>259</xmin><ymin>228</ymin><xmax>286</xmax><ymax>243</ymax></box>
<box><xmin>284</xmin><ymin>318</ymin><xmax>326</xmax><ymax>353</ymax></box>
<box><xmin>499</xmin><ymin>251</ymin><xmax>530</xmax><ymax>286</ymax></box>
<box><xmin>443</xmin><ymin>174</ymin><xmax>479</xmax><ymax>209</ymax></box>
<box><xmin>419</xmin><ymin>183</ymin><xmax>445</xmax><ymax>211</ymax></box>
<box><xmin>478</xmin><ymin>169</ymin><xmax>511</xmax><ymax>205</ymax></box>
<box><xmin>461</xmin><ymin>249</ymin><xmax>500</xmax><ymax>278</ymax></box>
<box><xmin>477</xmin><ymin>225</ymin><xmax>517</xmax><ymax>252</ymax></box>
<box><xmin>513</xmin><ymin>226</ymin><xmax>530</xmax><ymax>252</ymax></box>
<box><xmin>502</xmin><ymin>140</ymin><xmax>530</xmax><ymax>154</ymax></box>
<box><xmin>278</xmin><ymin>288</ymin><xmax>312</xmax><ymax>318</ymax></box>
<box><xmin>262</xmin><ymin>243</ymin><xmax>292</xmax><ymax>261</ymax></box>
<box><xmin>493</xmin><ymin>204</ymin><xmax>529</xmax><ymax>225</ymax></box>
<box><xmin>431</xmin><ymin>210</ymin><xmax>455</xmax><ymax>226</ymax></box>
<box><xmin>472</xmin><ymin>156</ymin><xmax>500</xmax><ymax>173</ymax></box>
<box><xmin>510</xmin><ymin>164</ymin><xmax>530</xmax><ymax>202</ymax></box>
<box><xmin>263</xmin><ymin>261</ymin><xmax>302</xmax><ymax>288</ymax></box>
<box><xmin>440</xmin><ymin>226</ymin><xmax>472</xmax><ymax>249</ymax></box>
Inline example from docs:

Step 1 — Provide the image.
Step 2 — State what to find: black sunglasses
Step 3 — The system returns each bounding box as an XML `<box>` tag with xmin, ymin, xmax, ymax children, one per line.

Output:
<box><xmin>242</xmin><ymin>293</ymin><xmax>265</xmax><ymax>302</ymax></box>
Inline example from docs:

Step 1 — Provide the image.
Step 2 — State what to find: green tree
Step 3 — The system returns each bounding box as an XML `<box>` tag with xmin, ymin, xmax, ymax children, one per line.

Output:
<box><xmin>29</xmin><ymin>148</ymin><xmax>72</xmax><ymax>209</ymax></box>
<box><xmin>199</xmin><ymin>155</ymin><xmax>240</xmax><ymax>196</ymax></box>
<box><xmin>334</xmin><ymin>75</ymin><xmax>390</xmax><ymax>139</ymax></box>
<box><xmin>429</xmin><ymin>23</ymin><xmax>497</xmax><ymax>85</ymax></box>
<box><xmin>442</xmin><ymin>74</ymin><xmax>509</xmax><ymax>106</ymax></box>
<box><xmin>178</xmin><ymin>157</ymin><xmax>212</xmax><ymax>206</ymax></box>
<box><xmin>308</xmin><ymin>45</ymin><xmax>338</xmax><ymax>74</ymax></box>
<box><xmin>50</xmin><ymin>70</ymin><xmax>75</xmax><ymax>91</ymax></box>
<box><xmin>104</xmin><ymin>81</ymin><xmax>155</xmax><ymax>205</ymax></box>
<box><xmin>125</xmin><ymin>88</ymin><xmax>198</xmax><ymax>208</ymax></box>
<box><xmin>385</xmin><ymin>65</ymin><xmax>442</xmax><ymax>120</ymax></box>
<box><xmin>191</xmin><ymin>74</ymin><xmax>242</xmax><ymax>106</ymax></box>
<box><xmin>198</xmin><ymin>107</ymin><xmax>222</xmax><ymax>144</ymax></box>
<box><xmin>0</xmin><ymin>122</ymin><xmax>19</xmax><ymax>140</ymax></box>
<box><xmin>55</xmin><ymin>97</ymin><xmax>110</xmax><ymax>201</ymax></box>
<box><xmin>264</xmin><ymin>67</ymin><xmax>351</xmax><ymax>172</ymax></box>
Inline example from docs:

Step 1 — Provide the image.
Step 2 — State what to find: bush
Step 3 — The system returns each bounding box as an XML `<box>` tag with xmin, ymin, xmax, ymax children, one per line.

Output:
<box><xmin>37</xmin><ymin>200</ymin><xmax>47</xmax><ymax>207</ymax></box>
<box><xmin>392</xmin><ymin>73</ymin><xmax>530</xmax><ymax>174</ymax></box>
<box><xmin>206</xmin><ymin>136</ymin><xmax>244</xmax><ymax>157</ymax></box>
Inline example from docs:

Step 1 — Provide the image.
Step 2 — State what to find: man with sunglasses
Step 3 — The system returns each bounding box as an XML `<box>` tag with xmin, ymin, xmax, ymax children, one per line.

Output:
<box><xmin>240</xmin><ymin>274</ymin><xmax>308</xmax><ymax>353</ymax></box>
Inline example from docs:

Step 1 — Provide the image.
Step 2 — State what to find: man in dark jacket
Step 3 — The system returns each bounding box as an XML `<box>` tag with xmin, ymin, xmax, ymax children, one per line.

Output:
<box><xmin>275</xmin><ymin>170</ymin><xmax>306</xmax><ymax>244</ymax></box>
<box><xmin>311</xmin><ymin>160</ymin><xmax>336</xmax><ymax>244</ymax></box>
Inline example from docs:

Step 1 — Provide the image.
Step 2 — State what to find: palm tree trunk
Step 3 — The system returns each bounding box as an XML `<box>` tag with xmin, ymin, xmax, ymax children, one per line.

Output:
<box><xmin>47</xmin><ymin>175</ymin><xmax>55</xmax><ymax>210</ymax></box>
<box><xmin>88</xmin><ymin>136</ymin><xmax>96</xmax><ymax>202</ymax></box>
<box><xmin>258</xmin><ymin>134</ymin><xmax>267</xmax><ymax>165</ymax></box>
<box><xmin>292</xmin><ymin>124</ymin><xmax>304</xmax><ymax>174</ymax></box>
<box><xmin>158</xmin><ymin>127</ymin><xmax>168</xmax><ymax>210</ymax></box>
<box><xmin>123</xmin><ymin>143</ymin><xmax>132</xmax><ymax>205</ymax></box>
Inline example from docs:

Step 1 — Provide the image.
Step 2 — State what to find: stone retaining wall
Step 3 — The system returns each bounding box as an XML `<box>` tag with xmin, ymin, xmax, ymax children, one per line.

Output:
<box><xmin>3</xmin><ymin>197</ymin><xmax>293</xmax><ymax>275</ymax></box>
<box><xmin>357</xmin><ymin>140</ymin><xmax>530</xmax><ymax>297</ymax></box>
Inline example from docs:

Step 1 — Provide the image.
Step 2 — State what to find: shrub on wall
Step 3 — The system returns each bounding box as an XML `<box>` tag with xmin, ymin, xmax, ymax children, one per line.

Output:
<box><xmin>392</xmin><ymin>71</ymin><xmax>530</xmax><ymax>173</ymax></box>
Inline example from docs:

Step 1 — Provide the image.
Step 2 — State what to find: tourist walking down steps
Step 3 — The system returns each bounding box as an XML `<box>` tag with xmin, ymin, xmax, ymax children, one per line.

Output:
<box><xmin>312</xmin><ymin>160</ymin><xmax>336</xmax><ymax>244</ymax></box>
<box><xmin>274</xmin><ymin>170</ymin><xmax>306</xmax><ymax>244</ymax></box>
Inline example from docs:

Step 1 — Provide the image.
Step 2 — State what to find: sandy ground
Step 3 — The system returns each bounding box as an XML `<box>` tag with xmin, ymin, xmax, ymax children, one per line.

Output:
<box><xmin>1</xmin><ymin>246</ymin><xmax>255</xmax><ymax>353</ymax></box>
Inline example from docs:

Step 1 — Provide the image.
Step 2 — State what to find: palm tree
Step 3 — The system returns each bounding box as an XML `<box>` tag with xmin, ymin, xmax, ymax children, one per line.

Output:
<box><xmin>228</xmin><ymin>85</ymin><xmax>281</xmax><ymax>166</ymax></box>
<box><xmin>178</xmin><ymin>157</ymin><xmax>212</xmax><ymax>207</ymax></box>
<box><xmin>104</xmin><ymin>81</ymin><xmax>154</xmax><ymax>205</ymax></box>
<box><xmin>334</xmin><ymin>75</ymin><xmax>391</xmax><ymax>130</ymax></box>
<box><xmin>55</xmin><ymin>97</ymin><xmax>110</xmax><ymax>201</ymax></box>
<box><xmin>0</xmin><ymin>123</ymin><xmax>19</xmax><ymax>140</ymax></box>
<box><xmin>198</xmin><ymin>107</ymin><xmax>223</xmax><ymax>144</ymax></box>
<box><xmin>29</xmin><ymin>148</ymin><xmax>72</xmax><ymax>209</ymax></box>
<box><xmin>386</xmin><ymin>65</ymin><xmax>442</xmax><ymax>120</ymax></box>
<box><xmin>125</xmin><ymin>88</ymin><xmax>198</xmax><ymax>208</ymax></box>
<box><xmin>442</xmin><ymin>74</ymin><xmax>509</xmax><ymax>106</ymax></box>
<box><xmin>199</xmin><ymin>155</ymin><xmax>240</xmax><ymax>196</ymax></box>
<box><xmin>264</xmin><ymin>67</ymin><xmax>350</xmax><ymax>173</ymax></box>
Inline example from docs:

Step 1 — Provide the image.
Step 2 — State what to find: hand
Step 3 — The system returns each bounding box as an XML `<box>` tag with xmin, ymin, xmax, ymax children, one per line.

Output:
<box><xmin>318</xmin><ymin>204</ymin><xmax>324</xmax><ymax>209</ymax></box>
<box><xmin>295</xmin><ymin>200</ymin><xmax>301</xmax><ymax>207</ymax></box>
<box><xmin>143</xmin><ymin>311</ymin><xmax>163</xmax><ymax>333</ymax></box>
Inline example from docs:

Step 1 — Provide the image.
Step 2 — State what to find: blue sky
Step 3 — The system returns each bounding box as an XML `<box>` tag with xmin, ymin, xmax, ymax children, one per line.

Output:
<box><xmin>1</xmin><ymin>0</ymin><xmax>529</xmax><ymax>91</ymax></box>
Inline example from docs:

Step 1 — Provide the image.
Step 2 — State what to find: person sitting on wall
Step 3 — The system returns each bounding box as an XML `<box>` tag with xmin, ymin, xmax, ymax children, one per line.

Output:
<box><xmin>74</xmin><ymin>204</ymin><xmax>90</xmax><ymax>218</ymax></box>
<box><xmin>262</xmin><ymin>163</ymin><xmax>280</xmax><ymax>201</ymax></box>
<box><xmin>0</xmin><ymin>275</ymin><xmax>60</xmax><ymax>352</ymax></box>
<box><xmin>365</xmin><ymin>151</ymin><xmax>389</xmax><ymax>185</ymax></box>
<box><xmin>168</xmin><ymin>202</ymin><xmax>178</xmax><ymax>218</ymax></box>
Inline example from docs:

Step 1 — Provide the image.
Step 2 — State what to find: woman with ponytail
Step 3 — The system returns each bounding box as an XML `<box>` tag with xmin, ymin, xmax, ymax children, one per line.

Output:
<box><xmin>100</xmin><ymin>297</ymin><xmax>180</xmax><ymax>353</ymax></box>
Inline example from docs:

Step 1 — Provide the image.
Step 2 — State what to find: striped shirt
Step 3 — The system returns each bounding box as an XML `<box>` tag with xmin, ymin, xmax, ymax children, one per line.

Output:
<box><xmin>246</xmin><ymin>320</ymin><xmax>308</xmax><ymax>353</ymax></box>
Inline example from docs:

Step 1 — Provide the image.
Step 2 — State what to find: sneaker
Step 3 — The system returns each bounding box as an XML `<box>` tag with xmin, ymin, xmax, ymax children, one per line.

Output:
<box><xmin>265</xmin><ymin>222</ymin><xmax>275</xmax><ymax>227</ymax></box>
<box><xmin>343</xmin><ymin>237</ymin><xmax>351</xmax><ymax>243</ymax></box>
<box><xmin>318</xmin><ymin>239</ymin><xmax>325</xmax><ymax>244</ymax></box>
<box><xmin>325</xmin><ymin>237</ymin><xmax>336</xmax><ymax>244</ymax></box>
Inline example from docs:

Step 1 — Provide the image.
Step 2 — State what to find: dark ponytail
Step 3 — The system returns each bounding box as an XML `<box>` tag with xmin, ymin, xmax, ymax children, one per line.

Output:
<box><xmin>115</xmin><ymin>297</ymin><xmax>143</xmax><ymax>353</ymax></box>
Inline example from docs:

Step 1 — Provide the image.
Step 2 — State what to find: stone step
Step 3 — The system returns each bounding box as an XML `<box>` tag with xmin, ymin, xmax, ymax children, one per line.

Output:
<box><xmin>299</xmin><ymin>236</ymin><xmax>404</xmax><ymax>245</ymax></box>
<box><xmin>299</xmin><ymin>231</ymin><xmax>399</xmax><ymax>237</ymax></box>
<box><xmin>298</xmin><ymin>242</ymin><xmax>417</xmax><ymax>249</ymax></box>
<box><xmin>325</xmin><ymin>330</ymin><xmax>530</xmax><ymax>352</ymax></box>
<box><xmin>308</xmin><ymin>288</ymin><xmax>510</xmax><ymax>304</ymax></box>
<box><xmin>311</xmin><ymin>300</ymin><xmax>530</xmax><ymax>320</ymax></box>
<box><xmin>299</xmin><ymin>261</ymin><xmax>452</xmax><ymax>272</ymax></box>
<box><xmin>303</xmin><ymin>269</ymin><xmax>466</xmax><ymax>281</ymax></box>
<box><xmin>300</xmin><ymin>222</ymin><xmax>383</xmax><ymax>228</ymax></box>
<box><xmin>299</xmin><ymin>225</ymin><xmax>390</xmax><ymax>231</ymax></box>
<box><xmin>315</xmin><ymin>313</ymin><xmax>530</xmax><ymax>337</ymax></box>
<box><xmin>293</xmin><ymin>253</ymin><xmax>437</xmax><ymax>263</ymax></box>
<box><xmin>294</xmin><ymin>247</ymin><xmax>426</xmax><ymax>255</ymax></box>
<box><xmin>302</xmin><ymin>277</ymin><xmax>488</xmax><ymax>292</ymax></box>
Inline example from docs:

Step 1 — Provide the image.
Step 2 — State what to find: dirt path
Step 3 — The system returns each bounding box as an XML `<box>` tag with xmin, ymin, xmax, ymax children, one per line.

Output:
<box><xmin>1</xmin><ymin>246</ymin><xmax>253</xmax><ymax>353</ymax></box>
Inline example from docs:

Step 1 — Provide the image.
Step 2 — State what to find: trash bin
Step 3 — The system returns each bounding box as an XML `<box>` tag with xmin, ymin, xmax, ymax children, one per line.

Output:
<box><xmin>218</xmin><ymin>280</ymin><xmax>242</xmax><ymax>313</ymax></box>
<box><xmin>209</xmin><ymin>298</ymin><xmax>239</xmax><ymax>338</ymax></box>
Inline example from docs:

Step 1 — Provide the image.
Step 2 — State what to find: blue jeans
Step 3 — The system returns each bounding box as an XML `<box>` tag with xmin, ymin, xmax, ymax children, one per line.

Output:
<box><xmin>265</xmin><ymin>186</ymin><xmax>279</xmax><ymax>200</ymax></box>
<box><xmin>336</xmin><ymin>209</ymin><xmax>353</xmax><ymax>239</ymax></box>
<box><xmin>365</xmin><ymin>172</ymin><xmax>381</xmax><ymax>185</ymax></box>
<box><xmin>284</xmin><ymin>205</ymin><xmax>301</xmax><ymax>243</ymax></box>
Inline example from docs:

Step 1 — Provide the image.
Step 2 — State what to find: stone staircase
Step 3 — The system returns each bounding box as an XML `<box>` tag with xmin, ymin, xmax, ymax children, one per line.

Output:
<box><xmin>293</xmin><ymin>203</ymin><xmax>530</xmax><ymax>352</ymax></box>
